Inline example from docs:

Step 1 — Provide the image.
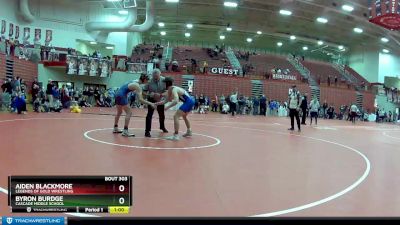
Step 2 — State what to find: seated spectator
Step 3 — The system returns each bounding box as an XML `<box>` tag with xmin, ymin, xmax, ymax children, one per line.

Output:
<box><xmin>221</xmin><ymin>102</ymin><xmax>230</xmax><ymax>114</ymax></box>
<box><xmin>12</xmin><ymin>92</ymin><xmax>27</xmax><ymax>114</ymax></box>
<box><xmin>97</xmin><ymin>95</ymin><xmax>106</xmax><ymax>107</ymax></box>
<box><xmin>171</xmin><ymin>59</ymin><xmax>179</xmax><ymax>72</ymax></box>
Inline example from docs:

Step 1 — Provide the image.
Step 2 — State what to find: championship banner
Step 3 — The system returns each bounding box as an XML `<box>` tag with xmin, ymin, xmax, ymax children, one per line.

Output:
<box><xmin>34</xmin><ymin>28</ymin><xmax>41</xmax><ymax>43</ymax></box>
<box><xmin>127</xmin><ymin>63</ymin><xmax>147</xmax><ymax>74</ymax></box>
<box><xmin>89</xmin><ymin>58</ymin><xmax>100</xmax><ymax>76</ymax></box>
<box><xmin>15</xmin><ymin>26</ymin><xmax>20</xmax><ymax>39</ymax></box>
<box><xmin>9</xmin><ymin>23</ymin><xmax>14</xmax><ymax>37</ymax></box>
<box><xmin>1</xmin><ymin>20</ymin><xmax>6</xmax><ymax>35</ymax></box>
<box><xmin>100</xmin><ymin>59</ymin><xmax>110</xmax><ymax>77</ymax></box>
<box><xmin>77</xmin><ymin>57</ymin><xmax>89</xmax><ymax>76</ymax></box>
<box><xmin>67</xmin><ymin>55</ymin><xmax>78</xmax><ymax>75</ymax></box>
<box><xmin>45</xmin><ymin>30</ymin><xmax>52</xmax><ymax>42</ymax></box>
<box><xmin>369</xmin><ymin>0</ymin><xmax>400</xmax><ymax>30</ymax></box>
<box><xmin>23</xmin><ymin>27</ymin><xmax>30</xmax><ymax>41</ymax></box>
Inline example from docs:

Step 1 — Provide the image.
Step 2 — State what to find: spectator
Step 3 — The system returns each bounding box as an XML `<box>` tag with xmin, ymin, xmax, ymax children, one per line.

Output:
<box><xmin>31</xmin><ymin>78</ymin><xmax>40</xmax><ymax>103</ymax></box>
<box><xmin>46</xmin><ymin>79</ymin><xmax>54</xmax><ymax>108</ymax></box>
<box><xmin>259</xmin><ymin>95</ymin><xmax>267</xmax><ymax>116</ymax></box>
<box><xmin>171</xmin><ymin>59</ymin><xmax>179</xmax><ymax>72</ymax></box>
<box><xmin>253</xmin><ymin>96</ymin><xmax>260</xmax><ymax>115</ymax></box>
<box><xmin>300</xmin><ymin>93</ymin><xmax>308</xmax><ymax>125</ymax></box>
<box><xmin>229</xmin><ymin>90</ymin><xmax>238</xmax><ymax>116</ymax></box>
<box><xmin>309</xmin><ymin>96</ymin><xmax>320</xmax><ymax>125</ymax></box>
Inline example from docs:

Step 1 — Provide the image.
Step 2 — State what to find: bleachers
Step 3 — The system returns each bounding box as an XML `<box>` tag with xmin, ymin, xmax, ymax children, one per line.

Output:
<box><xmin>13</xmin><ymin>57</ymin><xmax>38</xmax><ymax>92</ymax></box>
<box><xmin>345</xmin><ymin>65</ymin><xmax>370</xmax><ymax>85</ymax></box>
<box><xmin>302</xmin><ymin>60</ymin><xmax>346</xmax><ymax>84</ymax></box>
<box><xmin>0</xmin><ymin>53</ymin><xmax>6</xmax><ymax>80</ymax></box>
<box><xmin>130</xmin><ymin>44</ymin><xmax>163</xmax><ymax>62</ymax></box>
<box><xmin>171</xmin><ymin>46</ymin><xmax>230</xmax><ymax>72</ymax></box>
<box><xmin>240</xmin><ymin>53</ymin><xmax>301</xmax><ymax>80</ymax></box>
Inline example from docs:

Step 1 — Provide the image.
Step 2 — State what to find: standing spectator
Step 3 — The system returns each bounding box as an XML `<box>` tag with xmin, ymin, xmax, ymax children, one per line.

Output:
<box><xmin>229</xmin><ymin>90</ymin><xmax>238</xmax><ymax>116</ymax></box>
<box><xmin>288</xmin><ymin>85</ymin><xmax>301</xmax><ymax>132</ymax></box>
<box><xmin>327</xmin><ymin>76</ymin><xmax>331</xmax><ymax>86</ymax></box>
<box><xmin>334</xmin><ymin>76</ymin><xmax>338</xmax><ymax>86</ymax></box>
<box><xmin>219</xmin><ymin>94</ymin><xmax>225</xmax><ymax>112</ymax></box>
<box><xmin>143</xmin><ymin>69</ymin><xmax>168</xmax><ymax>137</ymax></box>
<box><xmin>309</xmin><ymin>96</ymin><xmax>320</xmax><ymax>126</ymax></box>
<box><xmin>259</xmin><ymin>95</ymin><xmax>267</xmax><ymax>116</ymax></box>
<box><xmin>203</xmin><ymin>61</ymin><xmax>208</xmax><ymax>74</ymax></box>
<box><xmin>300</xmin><ymin>93</ymin><xmax>308</xmax><ymax>125</ymax></box>
<box><xmin>322</xmin><ymin>100</ymin><xmax>328</xmax><ymax>119</ymax></box>
<box><xmin>31</xmin><ymin>78</ymin><xmax>40</xmax><ymax>103</ymax></box>
<box><xmin>46</xmin><ymin>79</ymin><xmax>54</xmax><ymax>108</ymax></box>
<box><xmin>350</xmin><ymin>103</ymin><xmax>358</xmax><ymax>124</ymax></box>
<box><xmin>253</xmin><ymin>96</ymin><xmax>260</xmax><ymax>115</ymax></box>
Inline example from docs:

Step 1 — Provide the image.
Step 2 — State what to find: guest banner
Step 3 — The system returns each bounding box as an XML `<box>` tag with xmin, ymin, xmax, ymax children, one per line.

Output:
<box><xmin>15</xmin><ymin>26</ymin><xmax>20</xmax><ymax>39</ymax></box>
<box><xmin>9</xmin><ymin>23</ymin><xmax>13</xmax><ymax>37</ymax></box>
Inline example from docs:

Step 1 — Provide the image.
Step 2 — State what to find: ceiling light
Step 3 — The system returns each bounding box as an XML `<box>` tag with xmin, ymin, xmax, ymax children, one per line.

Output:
<box><xmin>184</xmin><ymin>32</ymin><xmax>191</xmax><ymax>37</ymax></box>
<box><xmin>107</xmin><ymin>0</ymin><xmax>120</xmax><ymax>2</ymax></box>
<box><xmin>186</xmin><ymin>23</ymin><xmax>193</xmax><ymax>29</ymax></box>
<box><xmin>303</xmin><ymin>46</ymin><xmax>308</xmax><ymax>51</ymax></box>
<box><xmin>160</xmin><ymin>31</ymin><xmax>166</xmax><ymax>36</ymax></box>
<box><xmin>277</xmin><ymin>42</ymin><xmax>283</xmax><ymax>47</ymax></box>
<box><xmin>354</xmin><ymin>27</ymin><xmax>363</xmax><ymax>33</ymax></box>
<box><xmin>280</xmin><ymin>9</ymin><xmax>292</xmax><ymax>16</ymax></box>
<box><xmin>290</xmin><ymin>35</ymin><xmax>296</xmax><ymax>40</ymax></box>
<box><xmin>220</xmin><ymin>35</ymin><xmax>225</xmax><ymax>40</ymax></box>
<box><xmin>256</xmin><ymin>31</ymin><xmax>262</xmax><ymax>35</ymax></box>
<box><xmin>338</xmin><ymin>45</ymin><xmax>344</xmax><ymax>50</ymax></box>
<box><xmin>158</xmin><ymin>22</ymin><xmax>165</xmax><ymax>27</ymax></box>
<box><xmin>246</xmin><ymin>38</ymin><xmax>253</xmax><ymax>43</ymax></box>
<box><xmin>106</xmin><ymin>46</ymin><xmax>114</xmax><ymax>49</ymax></box>
<box><xmin>316</xmin><ymin>17</ymin><xmax>328</xmax><ymax>23</ymax></box>
<box><xmin>317</xmin><ymin>40</ymin><xmax>324</xmax><ymax>45</ymax></box>
<box><xmin>118</xmin><ymin>10</ymin><xmax>128</xmax><ymax>15</ymax></box>
<box><xmin>382</xmin><ymin>49</ymin><xmax>390</xmax><ymax>53</ymax></box>
<box><xmin>165</xmin><ymin>0</ymin><xmax>179</xmax><ymax>2</ymax></box>
<box><xmin>224</xmin><ymin>1</ymin><xmax>238</xmax><ymax>7</ymax></box>
<box><xmin>342</xmin><ymin>5</ymin><xmax>354</xmax><ymax>12</ymax></box>
<box><xmin>226</xmin><ymin>27</ymin><xmax>232</xmax><ymax>31</ymax></box>
<box><xmin>90</xmin><ymin>41</ymin><xmax>97</xmax><ymax>45</ymax></box>
<box><xmin>381</xmin><ymin>37</ymin><xmax>389</xmax><ymax>43</ymax></box>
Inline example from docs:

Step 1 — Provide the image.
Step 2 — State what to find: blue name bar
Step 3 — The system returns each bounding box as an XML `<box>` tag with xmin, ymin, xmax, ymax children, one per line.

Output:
<box><xmin>1</xmin><ymin>217</ymin><xmax>64</xmax><ymax>225</ymax></box>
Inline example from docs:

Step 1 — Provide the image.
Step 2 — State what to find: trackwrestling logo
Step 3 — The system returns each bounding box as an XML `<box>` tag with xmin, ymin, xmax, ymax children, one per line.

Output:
<box><xmin>2</xmin><ymin>217</ymin><xmax>64</xmax><ymax>225</ymax></box>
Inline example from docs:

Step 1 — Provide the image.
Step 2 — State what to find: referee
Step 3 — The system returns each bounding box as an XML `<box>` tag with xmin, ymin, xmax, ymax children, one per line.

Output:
<box><xmin>143</xmin><ymin>69</ymin><xmax>169</xmax><ymax>137</ymax></box>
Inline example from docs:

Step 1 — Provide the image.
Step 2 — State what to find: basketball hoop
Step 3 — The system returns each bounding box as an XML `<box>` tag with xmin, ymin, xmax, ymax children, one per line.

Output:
<box><xmin>123</xmin><ymin>0</ymin><xmax>137</xmax><ymax>8</ymax></box>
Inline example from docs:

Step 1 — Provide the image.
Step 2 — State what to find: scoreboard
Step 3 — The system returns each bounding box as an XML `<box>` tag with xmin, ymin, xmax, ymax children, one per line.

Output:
<box><xmin>8</xmin><ymin>176</ymin><xmax>132</xmax><ymax>214</ymax></box>
<box><xmin>369</xmin><ymin>0</ymin><xmax>400</xmax><ymax>30</ymax></box>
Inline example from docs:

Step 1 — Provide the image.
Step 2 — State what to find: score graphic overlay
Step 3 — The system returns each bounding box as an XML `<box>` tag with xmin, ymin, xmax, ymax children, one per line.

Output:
<box><xmin>8</xmin><ymin>176</ymin><xmax>132</xmax><ymax>214</ymax></box>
